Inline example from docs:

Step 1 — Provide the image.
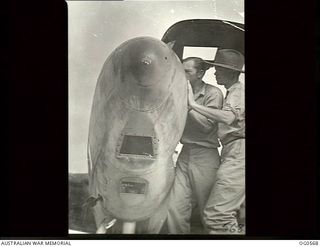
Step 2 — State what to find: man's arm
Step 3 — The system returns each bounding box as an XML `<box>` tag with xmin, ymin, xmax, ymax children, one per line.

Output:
<box><xmin>189</xmin><ymin>103</ymin><xmax>235</xmax><ymax>125</ymax></box>
<box><xmin>187</xmin><ymin>81</ymin><xmax>235</xmax><ymax>125</ymax></box>
<box><xmin>187</xmin><ymin>108</ymin><xmax>216</xmax><ymax>130</ymax></box>
<box><xmin>187</xmin><ymin>84</ymin><xmax>223</xmax><ymax>130</ymax></box>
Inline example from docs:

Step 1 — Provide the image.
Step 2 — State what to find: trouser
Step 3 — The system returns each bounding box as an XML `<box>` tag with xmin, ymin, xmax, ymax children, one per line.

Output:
<box><xmin>203</xmin><ymin>139</ymin><xmax>245</xmax><ymax>234</ymax></box>
<box><xmin>166</xmin><ymin>144</ymin><xmax>220</xmax><ymax>234</ymax></box>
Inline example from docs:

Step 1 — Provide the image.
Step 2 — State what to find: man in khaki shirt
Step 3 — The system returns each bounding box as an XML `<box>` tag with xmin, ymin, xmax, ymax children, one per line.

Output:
<box><xmin>166</xmin><ymin>57</ymin><xmax>223</xmax><ymax>233</ymax></box>
<box><xmin>187</xmin><ymin>49</ymin><xmax>245</xmax><ymax>234</ymax></box>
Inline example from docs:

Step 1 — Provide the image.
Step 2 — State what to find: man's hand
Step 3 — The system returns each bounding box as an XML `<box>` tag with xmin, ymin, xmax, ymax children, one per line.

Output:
<box><xmin>187</xmin><ymin>80</ymin><xmax>196</xmax><ymax>109</ymax></box>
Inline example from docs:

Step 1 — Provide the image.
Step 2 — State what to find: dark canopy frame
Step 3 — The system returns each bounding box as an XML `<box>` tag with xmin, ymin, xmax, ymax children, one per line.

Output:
<box><xmin>161</xmin><ymin>19</ymin><xmax>244</xmax><ymax>61</ymax></box>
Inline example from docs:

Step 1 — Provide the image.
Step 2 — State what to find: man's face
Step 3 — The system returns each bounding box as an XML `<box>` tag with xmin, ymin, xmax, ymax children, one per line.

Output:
<box><xmin>214</xmin><ymin>66</ymin><xmax>234</xmax><ymax>86</ymax></box>
<box><xmin>183</xmin><ymin>60</ymin><xmax>200</xmax><ymax>85</ymax></box>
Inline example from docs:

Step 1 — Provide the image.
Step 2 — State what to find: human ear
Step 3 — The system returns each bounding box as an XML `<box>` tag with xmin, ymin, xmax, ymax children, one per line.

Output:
<box><xmin>197</xmin><ymin>69</ymin><xmax>205</xmax><ymax>78</ymax></box>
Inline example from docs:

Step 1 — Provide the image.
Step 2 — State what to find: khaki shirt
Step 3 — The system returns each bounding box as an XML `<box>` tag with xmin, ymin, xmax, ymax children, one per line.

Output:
<box><xmin>181</xmin><ymin>82</ymin><xmax>223</xmax><ymax>148</ymax></box>
<box><xmin>218</xmin><ymin>81</ymin><xmax>245</xmax><ymax>145</ymax></box>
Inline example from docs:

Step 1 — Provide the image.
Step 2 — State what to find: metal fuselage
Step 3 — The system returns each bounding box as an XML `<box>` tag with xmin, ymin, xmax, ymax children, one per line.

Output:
<box><xmin>88</xmin><ymin>37</ymin><xmax>188</xmax><ymax>227</ymax></box>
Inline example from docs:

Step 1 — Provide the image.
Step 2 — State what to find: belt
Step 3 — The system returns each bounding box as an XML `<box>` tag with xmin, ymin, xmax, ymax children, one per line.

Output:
<box><xmin>221</xmin><ymin>136</ymin><xmax>245</xmax><ymax>146</ymax></box>
<box><xmin>182</xmin><ymin>143</ymin><xmax>218</xmax><ymax>149</ymax></box>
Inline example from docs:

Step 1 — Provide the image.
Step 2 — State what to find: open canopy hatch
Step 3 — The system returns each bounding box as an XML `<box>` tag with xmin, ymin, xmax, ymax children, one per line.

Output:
<box><xmin>161</xmin><ymin>19</ymin><xmax>244</xmax><ymax>61</ymax></box>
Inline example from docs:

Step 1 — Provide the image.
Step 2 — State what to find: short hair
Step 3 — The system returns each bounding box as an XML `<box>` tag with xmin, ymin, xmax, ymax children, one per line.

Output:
<box><xmin>182</xmin><ymin>57</ymin><xmax>213</xmax><ymax>72</ymax></box>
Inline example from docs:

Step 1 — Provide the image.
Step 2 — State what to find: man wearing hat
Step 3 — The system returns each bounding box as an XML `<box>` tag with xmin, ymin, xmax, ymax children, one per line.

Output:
<box><xmin>187</xmin><ymin>49</ymin><xmax>245</xmax><ymax>234</ymax></box>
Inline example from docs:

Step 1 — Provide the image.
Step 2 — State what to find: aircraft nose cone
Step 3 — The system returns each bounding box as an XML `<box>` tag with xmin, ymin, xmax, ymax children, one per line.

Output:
<box><xmin>116</xmin><ymin>37</ymin><xmax>175</xmax><ymax>111</ymax></box>
<box><xmin>133</xmin><ymin>55</ymin><xmax>156</xmax><ymax>86</ymax></box>
<box><xmin>122</xmin><ymin>38</ymin><xmax>171</xmax><ymax>87</ymax></box>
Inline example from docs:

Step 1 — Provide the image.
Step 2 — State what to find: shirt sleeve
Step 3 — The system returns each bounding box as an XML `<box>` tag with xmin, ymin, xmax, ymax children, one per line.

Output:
<box><xmin>223</xmin><ymin>87</ymin><xmax>245</xmax><ymax>122</ymax></box>
<box><xmin>188</xmin><ymin>86</ymin><xmax>224</xmax><ymax>130</ymax></box>
<box><xmin>204</xmin><ymin>86</ymin><xmax>224</xmax><ymax>110</ymax></box>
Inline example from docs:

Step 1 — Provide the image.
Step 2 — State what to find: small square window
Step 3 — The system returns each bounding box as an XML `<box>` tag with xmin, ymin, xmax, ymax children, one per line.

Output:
<box><xmin>120</xmin><ymin>135</ymin><xmax>154</xmax><ymax>157</ymax></box>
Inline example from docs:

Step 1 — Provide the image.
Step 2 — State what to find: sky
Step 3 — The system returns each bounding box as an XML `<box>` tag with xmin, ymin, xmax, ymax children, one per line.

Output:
<box><xmin>68</xmin><ymin>0</ymin><xmax>244</xmax><ymax>173</ymax></box>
